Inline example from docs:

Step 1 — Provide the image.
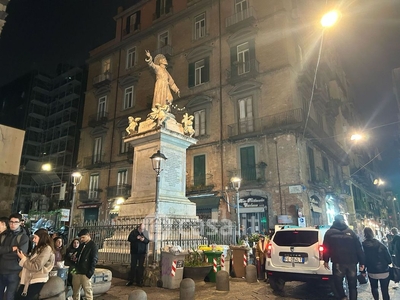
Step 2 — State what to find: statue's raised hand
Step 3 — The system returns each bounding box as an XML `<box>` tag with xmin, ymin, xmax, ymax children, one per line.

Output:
<box><xmin>145</xmin><ymin>50</ymin><xmax>150</xmax><ymax>58</ymax></box>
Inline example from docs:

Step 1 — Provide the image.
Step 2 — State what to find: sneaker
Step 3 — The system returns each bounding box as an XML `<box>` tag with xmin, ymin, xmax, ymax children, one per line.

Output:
<box><xmin>125</xmin><ymin>281</ymin><xmax>134</xmax><ymax>286</ymax></box>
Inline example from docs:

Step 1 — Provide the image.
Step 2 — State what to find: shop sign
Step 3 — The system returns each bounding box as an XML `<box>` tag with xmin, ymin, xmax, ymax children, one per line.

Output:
<box><xmin>277</xmin><ymin>215</ymin><xmax>293</xmax><ymax>224</ymax></box>
<box><xmin>60</xmin><ymin>209</ymin><xmax>70</xmax><ymax>221</ymax></box>
<box><xmin>239</xmin><ymin>196</ymin><xmax>267</xmax><ymax>208</ymax></box>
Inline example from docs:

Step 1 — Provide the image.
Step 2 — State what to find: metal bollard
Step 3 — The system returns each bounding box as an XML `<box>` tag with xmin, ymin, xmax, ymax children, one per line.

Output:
<box><xmin>216</xmin><ymin>270</ymin><xmax>230</xmax><ymax>291</ymax></box>
<box><xmin>245</xmin><ymin>265</ymin><xmax>257</xmax><ymax>283</ymax></box>
<box><xmin>39</xmin><ymin>276</ymin><xmax>65</xmax><ymax>300</ymax></box>
<box><xmin>128</xmin><ymin>289</ymin><xmax>147</xmax><ymax>300</ymax></box>
<box><xmin>180</xmin><ymin>278</ymin><xmax>195</xmax><ymax>300</ymax></box>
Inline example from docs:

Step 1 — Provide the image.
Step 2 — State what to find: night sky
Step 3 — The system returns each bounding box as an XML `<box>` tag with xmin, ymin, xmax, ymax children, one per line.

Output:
<box><xmin>1</xmin><ymin>0</ymin><xmax>400</xmax><ymax>191</ymax></box>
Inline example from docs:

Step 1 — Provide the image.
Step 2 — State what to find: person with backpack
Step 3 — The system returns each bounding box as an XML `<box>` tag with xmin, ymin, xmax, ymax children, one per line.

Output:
<box><xmin>0</xmin><ymin>213</ymin><xmax>29</xmax><ymax>300</ymax></box>
<box><xmin>362</xmin><ymin>227</ymin><xmax>392</xmax><ymax>300</ymax></box>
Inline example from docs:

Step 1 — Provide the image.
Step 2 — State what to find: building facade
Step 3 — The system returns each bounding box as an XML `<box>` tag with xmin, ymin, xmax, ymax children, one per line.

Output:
<box><xmin>76</xmin><ymin>0</ymin><xmax>384</xmax><ymax>231</ymax></box>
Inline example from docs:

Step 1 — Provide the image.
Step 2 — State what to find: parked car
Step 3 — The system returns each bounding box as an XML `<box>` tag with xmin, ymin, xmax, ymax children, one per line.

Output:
<box><xmin>265</xmin><ymin>225</ymin><xmax>334</xmax><ymax>292</ymax></box>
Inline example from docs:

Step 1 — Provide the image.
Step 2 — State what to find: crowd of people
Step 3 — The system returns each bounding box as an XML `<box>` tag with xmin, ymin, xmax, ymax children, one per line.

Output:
<box><xmin>0</xmin><ymin>213</ymin><xmax>98</xmax><ymax>300</ymax></box>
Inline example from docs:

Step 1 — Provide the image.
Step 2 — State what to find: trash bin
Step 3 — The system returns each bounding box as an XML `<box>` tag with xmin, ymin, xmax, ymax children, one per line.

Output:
<box><xmin>204</xmin><ymin>251</ymin><xmax>223</xmax><ymax>282</ymax></box>
<box><xmin>161</xmin><ymin>251</ymin><xmax>186</xmax><ymax>289</ymax></box>
<box><xmin>230</xmin><ymin>246</ymin><xmax>249</xmax><ymax>278</ymax></box>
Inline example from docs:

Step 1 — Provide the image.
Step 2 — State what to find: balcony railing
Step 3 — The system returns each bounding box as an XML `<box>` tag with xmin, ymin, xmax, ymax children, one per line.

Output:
<box><xmin>226</xmin><ymin>7</ymin><xmax>256</xmax><ymax>31</ymax></box>
<box><xmin>78</xmin><ymin>190</ymin><xmax>102</xmax><ymax>203</ymax></box>
<box><xmin>93</xmin><ymin>72</ymin><xmax>112</xmax><ymax>88</ymax></box>
<box><xmin>106</xmin><ymin>184</ymin><xmax>131</xmax><ymax>198</ymax></box>
<box><xmin>88</xmin><ymin>112</ymin><xmax>109</xmax><ymax>127</ymax></box>
<box><xmin>186</xmin><ymin>174</ymin><xmax>214</xmax><ymax>194</ymax></box>
<box><xmin>227</xmin><ymin>59</ymin><xmax>259</xmax><ymax>85</ymax></box>
<box><xmin>228</xmin><ymin>166</ymin><xmax>267</xmax><ymax>187</ymax></box>
<box><xmin>83</xmin><ymin>154</ymin><xmax>107</xmax><ymax>169</ymax></box>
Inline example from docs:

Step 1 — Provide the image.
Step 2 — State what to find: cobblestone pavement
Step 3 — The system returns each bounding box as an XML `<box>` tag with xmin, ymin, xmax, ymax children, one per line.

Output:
<box><xmin>94</xmin><ymin>277</ymin><xmax>400</xmax><ymax>300</ymax></box>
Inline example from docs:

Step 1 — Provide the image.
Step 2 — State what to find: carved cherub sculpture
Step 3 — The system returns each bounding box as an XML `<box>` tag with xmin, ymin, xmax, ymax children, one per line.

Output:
<box><xmin>182</xmin><ymin>113</ymin><xmax>195</xmax><ymax>137</ymax></box>
<box><xmin>147</xmin><ymin>104</ymin><xmax>170</xmax><ymax>127</ymax></box>
<box><xmin>126</xmin><ymin>116</ymin><xmax>141</xmax><ymax>134</ymax></box>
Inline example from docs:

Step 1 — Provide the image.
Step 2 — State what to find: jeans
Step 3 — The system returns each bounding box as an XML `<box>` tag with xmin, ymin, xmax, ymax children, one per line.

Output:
<box><xmin>14</xmin><ymin>283</ymin><xmax>45</xmax><ymax>300</ymax></box>
<box><xmin>0</xmin><ymin>273</ymin><xmax>20</xmax><ymax>300</ymax></box>
<box><xmin>369</xmin><ymin>275</ymin><xmax>390</xmax><ymax>300</ymax></box>
<box><xmin>332</xmin><ymin>263</ymin><xmax>358</xmax><ymax>300</ymax></box>
<box><xmin>129</xmin><ymin>253</ymin><xmax>146</xmax><ymax>284</ymax></box>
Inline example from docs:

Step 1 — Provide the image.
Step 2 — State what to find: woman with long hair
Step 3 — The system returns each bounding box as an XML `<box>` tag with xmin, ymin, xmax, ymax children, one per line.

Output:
<box><xmin>362</xmin><ymin>227</ymin><xmax>392</xmax><ymax>300</ymax></box>
<box><xmin>65</xmin><ymin>238</ymin><xmax>80</xmax><ymax>286</ymax></box>
<box><xmin>15</xmin><ymin>228</ymin><xmax>55</xmax><ymax>300</ymax></box>
<box><xmin>53</xmin><ymin>236</ymin><xmax>66</xmax><ymax>264</ymax></box>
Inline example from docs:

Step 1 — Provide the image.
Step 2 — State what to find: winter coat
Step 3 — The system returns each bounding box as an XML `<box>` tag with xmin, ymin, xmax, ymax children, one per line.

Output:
<box><xmin>75</xmin><ymin>240</ymin><xmax>98</xmax><ymax>279</ymax></box>
<box><xmin>0</xmin><ymin>228</ymin><xmax>29</xmax><ymax>274</ymax></box>
<box><xmin>323</xmin><ymin>220</ymin><xmax>365</xmax><ymax>265</ymax></box>
<box><xmin>255</xmin><ymin>238</ymin><xmax>269</xmax><ymax>262</ymax></box>
<box><xmin>128</xmin><ymin>228</ymin><xmax>149</xmax><ymax>255</ymax></box>
<box><xmin>362</xmin><ymin>238</ymin><xmax>392</xmax><ymax>274</ymax></box>
<box><xmin>19</xmin><ymin>245</ymin><xmax>55</xmax><ymax>295</ymax></box>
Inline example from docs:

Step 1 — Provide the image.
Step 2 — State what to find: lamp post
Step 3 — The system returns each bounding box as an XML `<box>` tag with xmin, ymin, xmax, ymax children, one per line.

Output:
<box><xmin>69</xmin><ymin>172</ymin><xmax>82</xmax><ymax>242</ymax></box>
<box><xmin>231</xmin><ymin>177</ymin><xmax>242</xmax><ymax>241</ymax></box>
<box><xmin>150</xmin><ymin>150</ymin><xmax>167</xmax><ymax>263</ymax></box>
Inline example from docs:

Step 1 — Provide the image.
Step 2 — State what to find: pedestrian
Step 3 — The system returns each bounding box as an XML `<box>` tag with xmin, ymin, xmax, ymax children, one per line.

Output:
<box><xmin>0</xmin><ymin>213</ymin><xmax>30</xmax><ymax>300</ymax></box>
<box><xmin>323</xmin><ymin>214</ymin><xmax>365</xmax><ymax>300</ymax></box>
<box><xmin>53</xmin><ymin>236</ymin><xmax>66</xmax><ymax>264</ymax></box>
<box><xmin>65</xmin><ymin>238</ymin><xmax>80</xmax><ymax>286</ymax></box>
<box><xmin>390</xmin><ymin>227</ymin><xmax>400</xmax><ymax>266</ymax></box>
<box><xmin>15</xmin><ymin>228</ymin><xmax>55</xmax><ymax>300</ymax></box>
<box><xmin>72</xmin><ymin>229</ymin><xmax>98</xmax><ymax>300</ymax></box>
<box><xmin>255</xmin><ymin>234</ymin><xmax>268</xmax><ymax>280</ymax></box>
<box><xmin>126</xmin><ymin>223</ymin><xmax>149</xmax><ymax>287</ymax></box>
<box><xmin>0</xmin><ymin>217</ymin><xmax>8</xmax><ymax>236</ymax></box>
<box><xmin>362</xmin><ymin>227</ymin><xmax>392</xmax><ymax>300</ymax></box>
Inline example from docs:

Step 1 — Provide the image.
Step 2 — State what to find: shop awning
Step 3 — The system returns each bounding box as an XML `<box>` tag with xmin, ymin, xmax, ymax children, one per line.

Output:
<box><xmin>77</xmin><ymin>203</ymin><xmax>102</xmax><ymax>209</ymax></box>
<box><xmin>188</xmin><ymin>196</ymin><xmax>221</xmax><ymax>209</ymax></box>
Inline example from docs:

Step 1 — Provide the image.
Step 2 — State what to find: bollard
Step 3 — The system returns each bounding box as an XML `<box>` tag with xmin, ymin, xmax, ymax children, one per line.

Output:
<box><xmin>216</xmin><ymin>270</ymin><xmax>230</xmax><ymax>291</ymax></box>
<box><xmin>245</xmin><ymin>265</ymin><xmax>257</xmax><ymax>283</ymax></box>
<box><xmin>128</xmin><ymin>289</ymin><xmax>147</xmax><ymax>300</ymax></box>
<box><xmin>39</xmin><ymin>276</ymin><xmax>65</xmax><ymax>300</ymax></box>
<box><xmin>180</xmin><ymin>278</ymin><xmax>195</xmax><ymax>300</ymax></box>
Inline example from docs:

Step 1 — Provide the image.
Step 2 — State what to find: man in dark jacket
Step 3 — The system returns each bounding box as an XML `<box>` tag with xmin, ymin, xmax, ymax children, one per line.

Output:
<box><xmin>390</xmin><ymin>227</ymin><xmax>400</xmax><ymax>266</ymax></box>
<box><xmin>0</xmin><ymin>213</ymin><xmax>29</xmax><ymax>300</ymax></box>
<box><xmin>72</xmin><ymin>229</ymin><xmax>98</xmax><ymax>300</ymax></box>
<box><xmin>126</xmin><ymin>223</ymin><xmax>149</xmax><ymax>287</ymax></box>
<box><xmin>323</xmin><ymin>214</ymin><xmax>365</xmax><ymax>300</ymax></box>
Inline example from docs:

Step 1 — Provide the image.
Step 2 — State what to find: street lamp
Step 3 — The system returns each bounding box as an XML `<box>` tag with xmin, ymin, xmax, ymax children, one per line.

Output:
<box><xmin>231</xmin><ymin>176</ymin><xmax>242</xmax><ymax>241</ymax></box>
<box><xmin>69</xmin><ymin>172</ymin><xmax>82</xmax><ymax>241</ymax></box>
<box><xmin>320</xmin><ymin>10</ymin><xmax>340</xmax><ymax>28</ymax></box>
<box><xmin>150</xmin><ymin>150</ymin><xmax>167</xmax><ymax>263</ymax></box>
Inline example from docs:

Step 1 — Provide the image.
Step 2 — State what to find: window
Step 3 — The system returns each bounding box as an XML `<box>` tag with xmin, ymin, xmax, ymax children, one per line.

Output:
<box><xmin>101</xmin><ymin>58</ymin><xmax>111</xmax><ymax>73</ymax></box>
<box><xmin>237</xmin><ymin>42</ymin><xmax>250</xmax><ymax>75</ymax></box>
<box><xmin>123</xmin><ymin>86</ymin><xmax>134</xmax><ymax>109</ymax></box>
<box><xmin>238</xmin><ymin>96</ymin><xmax>253</xmax><ymax>133</ymax></box>
<box><xmin>155</xmin><ymin>0</ymin><xmax>172</xmax><ymax>19</ymax></box>
<box><xmin>117</xmin><ymin>169</ymin><xmax>128</xmax><ymax>186</ymax></box>
<box><xmin>126</xmin><ymin>47</ymin><xmax>136</xmax><ymax>69</ymax></box>
<box><xmin>158</xmin><ymin>31</ymin><xmax>169</xmax><ymax>49</ymax></box>
<box><xmin>193</xmin><ymin>155</ymin><xmax>206</xmax><ymax>186</ymax></box>
<box><xmin>194</xmin><ymin>109</ymin><xmax>206</xmax><ymax>137</ymax></box>
<box><xmin>120</xmin><ymin>131</ymin><xmax>130</xmax><ymax>154</ymax></box>
<box><xmin>126</xmin><ymin>11</ymin><xmax>141</xmax><ymax>33</ymax></box>
<box><xmin>93</xmin><ymin>137</ymin><xmax>102</xmax><ymax>163</ymax></box>
<box><xmin>89</xmin><ymin>174</ymin><xmax>99</xmax><ymax>199</ymax></box>
<box><xmin>97</xmin><ymin>96</ymin><xmax>107</xmax><ymax>120</ymax></box>
<box><xmin>307</xmin><ymin>147</ymin><xmax>316</xmax><ymax>182</ymax></box>
<box><xmin>188</xmin><ymin>57</ymin><xmax>209</xmax><ymax>87</ymax></box>
<box><xmin>235</xmin><ymin>0</ymin><xmax>249</xmax><ymax>21</ymax></box>
<box><xmin>322</xmin><ymin>156</ymin><xmax>330</xmax><ymax>179</ymax></box>
<box><xmin>194</xmin><ymin>13</ymin><xmax>206</xmax><ymax>40</ymax></box>
<box><xmin>240</xmin><ymin>146</ymin><xmax>256</xmax><ymax>182</ymax></box>
<box><xmin>273</xmin><ymin>230</ymin><xmax>318</xmax><ymax>247</ymax></box>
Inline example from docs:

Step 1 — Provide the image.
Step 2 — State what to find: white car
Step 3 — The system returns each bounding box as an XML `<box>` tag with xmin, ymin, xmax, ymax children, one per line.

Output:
<box><xmin>265</xmin><ymin>225</ymin><xmax>334</xmax><ymax>292</ymax></box>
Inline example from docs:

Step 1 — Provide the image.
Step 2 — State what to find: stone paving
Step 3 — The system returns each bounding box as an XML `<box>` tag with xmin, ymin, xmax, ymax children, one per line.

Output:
<box><xmin>94</xmin><ymin>276</ymin><xmax>400</xmax><ymax>300</ymax></box>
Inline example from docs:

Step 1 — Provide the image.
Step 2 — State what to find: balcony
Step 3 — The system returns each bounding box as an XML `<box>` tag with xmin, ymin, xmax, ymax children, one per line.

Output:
<box><xmin>227</xmin><ymin>59</ymin><xmax>259</xmax><ymax>85</ymax></box>
<box><xmin>83</xmin><ymin>154</ymin><xmax>107</xmax><ymax>169</ymax></box>
<box><xmin>78</xmin><ymin>190</ymin><xmax>102</xmax><ymax>203</ymax></box>
<box><xmin>226</xmin><ymin>7</ymin><xmax>257</xmax><ymax>32</ymax></box>
<box><xmin>186</xmin><ymin>174</ymin><xmax>214</xmax><ymax>195</ymax></box>
<box><xmin>93</xmin><ymin>71</ymin><xmax>112</xmax><ymax>88</ymax></box>
<box><xmin>106</xmin><ymin>184</ymin><xmax>131</xmax><ymax>198</ymax></box>
<box><xmin>88</xmin><ymin>112</ymin><xmax>109</xmax><ymax>127</ymax></box>
<box><xmin>228</xmin><ymin>165</ymin><xmax>267</xmax><ymax>187</ymax></box>
<box><xmin>153</xmin><ymin>45</ymin><xmax>173</xmax><ymax>59</ymax></box>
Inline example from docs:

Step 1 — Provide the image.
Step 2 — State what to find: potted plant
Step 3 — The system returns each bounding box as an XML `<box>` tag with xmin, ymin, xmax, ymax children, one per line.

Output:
<box><xmin>183</xmin><ymin>248</ymin><xmax>212</xmax><ymax>281</ymax></box>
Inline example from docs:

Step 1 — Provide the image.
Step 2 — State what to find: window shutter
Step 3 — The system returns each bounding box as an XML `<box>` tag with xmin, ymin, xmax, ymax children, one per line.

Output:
<box><xmin>249</xmin><ymin>39</ymin><xmax>256</xmax><ymax>61</ymax></box>
<box><xmin>135</xmin><ymin>11</ymin><xmax>141</xmax><ymax>30</ymax></box>
<box><xmin>166</xmin><ymin>0</ymin><xmax>172</xmax><ymax>14</ymax></box>
<box><xmin>188</xmin><ymin>62</ymin><xmax>195</xmax><ymax>88</ymax></box>
<box><xmin>202</xmin><ymin>57</ymin><xmax>210</xmax><ymax>83</ymax></box>
<box><xmin>156</xmin><ymin>0</ymin><xmax>161</xmax><ymax>18</ymax></box>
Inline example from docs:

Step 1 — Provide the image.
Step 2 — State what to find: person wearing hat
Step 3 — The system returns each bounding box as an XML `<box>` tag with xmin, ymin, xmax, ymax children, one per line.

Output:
<box><xmin>72</xmin><ymin>229</ymin><xmax>98</xmax><ymax>300</ymax></box>
<box><xmin>323</xmin><ymin>214</ymin><xmax>365</xmax><ymax>300</ymax></box>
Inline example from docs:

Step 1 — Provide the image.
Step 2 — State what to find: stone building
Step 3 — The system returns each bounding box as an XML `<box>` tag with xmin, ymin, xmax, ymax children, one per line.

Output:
<box><xmin>76</xmin><ymin>0</ymin><xmax>371</xmax><ymax>230</ymax></box>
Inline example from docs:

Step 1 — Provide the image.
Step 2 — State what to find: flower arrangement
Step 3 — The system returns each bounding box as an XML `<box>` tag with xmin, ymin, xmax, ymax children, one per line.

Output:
<box><xmin>184</xmin><ymin>248</ymin><xmax>212</xmax><ymax>267</ymax></box>
<box><xmin>198</xmin><ymin>245</ymin><xmax>224</xmax><ymax>252</ymax></box>
<box><xmin>248</xmin><ymin>233</ymin><xmax>261</xmax><ymax>243</ymax></box>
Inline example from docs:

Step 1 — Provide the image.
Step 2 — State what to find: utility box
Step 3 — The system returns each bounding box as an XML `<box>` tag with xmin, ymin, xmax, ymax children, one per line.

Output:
<box><xmin>161</xmin><ymin>251</ymin><xmax>186</xmax><ymax>289</ymax></box>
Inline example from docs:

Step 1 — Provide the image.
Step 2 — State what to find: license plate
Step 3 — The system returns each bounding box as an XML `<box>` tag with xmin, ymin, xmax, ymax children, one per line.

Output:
<box><xmin>283</xmin><ymin>256</ymin><xmax>304</xmax><ymax>263</ymax></box>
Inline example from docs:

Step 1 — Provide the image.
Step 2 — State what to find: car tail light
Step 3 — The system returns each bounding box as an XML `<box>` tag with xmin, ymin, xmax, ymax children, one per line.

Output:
<box><xmin>267</xmin><ymin>242</ymin><xmax>272</xmax><ymax>258</ymax></box>
<box><xmin>318</xmin><ymin>244</ymin><xmax>324</xmax><ymax>260</ymax></box>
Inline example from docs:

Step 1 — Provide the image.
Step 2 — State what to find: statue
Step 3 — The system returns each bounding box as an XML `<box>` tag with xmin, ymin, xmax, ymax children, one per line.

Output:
<box><xmin>147</xmin><ymin>104</ymin><xmax>170</xmax><ymax>127</ymax></box>
<box><xmin>126</xmin><ymin>116</ymin><xmax>141</xmax><ymax>135</ymax></box>
<box><xmin>145</xmin><ymin>50</ymin><xmax>180</xmax><ymax>108</ymax></box>
<box><xmin>181</xmin><ymin>113</ymin><xmax>195</xmax><ymax>137</ymax></box>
